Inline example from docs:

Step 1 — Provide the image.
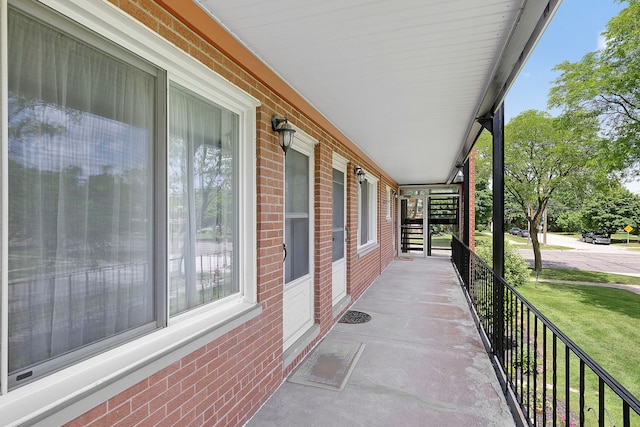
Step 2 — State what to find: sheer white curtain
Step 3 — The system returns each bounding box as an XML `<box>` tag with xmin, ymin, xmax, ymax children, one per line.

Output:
<box><xmin>7</xmin><ymin>9</ymin><xmax>155</xmax><ymax>373</ymax></box>
<box><xmin>168</xmin><ymin>85</ymin><xmax>237</xmax><ymax>316</ymax></box>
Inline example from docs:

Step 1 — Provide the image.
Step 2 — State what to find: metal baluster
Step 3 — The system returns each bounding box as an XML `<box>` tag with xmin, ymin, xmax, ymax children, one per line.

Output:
<box><xmin>526</xmin><ymin>305</ymin><xmax>531</xmax><ymax>420</ymax></box>
<box><xmin>533</xmin><ymin>316</ymin><xmax>538</xmax><ymax>426</ymax></box>
<box><xmin>623</xmin><ymin>401</ymin><xmax>630</xmax><ymax>427</ymax></box>
<box><xmin>566</xmin><ymin>345</ymin><xmax>570</xmax><ymax>427</ymax></box>
<box><xmin>543</xmin><ymin>324</ymin><xmax>547</xmax><ymax>427</ymax></box>
<box><xmin>553</xmin><ymin>335</ymin><xmax>557</xmax><ymax>427</ymax></box>
<box><xmin>599</xmin><ymin>378</ymin><xmax>605</xmax><ymax>427</ymax></box>
<box><xmin>580</xmin><ymin>360</ymin><xmax>585</xmax><ymax>427</ymax></box>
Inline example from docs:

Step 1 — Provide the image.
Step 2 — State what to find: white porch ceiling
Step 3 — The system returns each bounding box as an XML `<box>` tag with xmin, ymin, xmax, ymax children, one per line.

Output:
<box><xmin>196</xmin><ymin>0</ymin><xmax>561</xmax><ymax>185</ymax></box>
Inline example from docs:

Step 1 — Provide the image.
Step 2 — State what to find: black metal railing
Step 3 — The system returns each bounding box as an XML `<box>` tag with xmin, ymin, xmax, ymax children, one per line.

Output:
<box><xmin>452</xmin><ymin>236</ymin><xmax>640</xmax><ymax>427</ymax></box>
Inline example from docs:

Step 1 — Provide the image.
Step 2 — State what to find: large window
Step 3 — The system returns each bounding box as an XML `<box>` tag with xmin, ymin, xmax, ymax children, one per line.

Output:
<box><xmin>2</xmin><ymin>1</ymin><xmax>257</xmax><ymax>393</ymax></box>
<box><xmin>169</xmin><ymin>85</ymin><xmax>238</xmax><ymax>315</ymax></box>
<box><xmin>7</xmin><ymin>6</ymin><xmax>159</xmax><ymax>380</ymax></box>
<box><xmin>358</xmin><ymin>172</ymin><xmax>378</xmax><ymax>249</ymax></box>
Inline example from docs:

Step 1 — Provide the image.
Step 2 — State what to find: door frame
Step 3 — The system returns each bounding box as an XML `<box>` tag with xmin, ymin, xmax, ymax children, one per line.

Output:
<box><xmin>282</xmin><ymin>129</ymin><xmax>317</xmax><ymax>352</ymax></box>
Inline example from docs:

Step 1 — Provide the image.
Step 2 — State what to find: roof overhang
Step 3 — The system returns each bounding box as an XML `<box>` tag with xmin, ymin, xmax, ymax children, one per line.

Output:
<box><xmin>166</xmin><ymin>0</ymin><xmax>562</xmax><ymax>185</ymax></box>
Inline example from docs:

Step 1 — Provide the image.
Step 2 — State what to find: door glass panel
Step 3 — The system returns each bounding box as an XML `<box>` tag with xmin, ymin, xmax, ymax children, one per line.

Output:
<box><xmin>285</xmin><ymin>150</ymin><xmax>309</xmax><ymax>283</ymax></box>
<box><xmin>360</xmin><ymin>180</ymin><xmax>369</xmax><ymax>244</ymax></box>
<box><xmin>332</xmin><ymin>169</ymin><xmax>344</xmax><ymax>262</ymax></box>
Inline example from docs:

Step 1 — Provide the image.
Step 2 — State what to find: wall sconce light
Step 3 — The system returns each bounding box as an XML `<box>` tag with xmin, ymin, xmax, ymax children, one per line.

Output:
<box><xmin>354</xmin><ymin>166</ymin><xmax>366</xmax><ymax>185</ymax></box>
<box><xmin>453</xmin><ymin>163</ymin><xmax>464</xmax><ymax>183</ymax></box>
<box><xmin>271</xmin><ymin>113</ymin><xmax>296</xmax><ymax>155</ymax></box>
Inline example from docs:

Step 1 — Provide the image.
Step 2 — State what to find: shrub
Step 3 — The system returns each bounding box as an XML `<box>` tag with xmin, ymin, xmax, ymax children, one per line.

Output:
<box><xmin>475</xmin><ymin>240</ymin><xmax>530</xmax><ymax>287</ymax></box>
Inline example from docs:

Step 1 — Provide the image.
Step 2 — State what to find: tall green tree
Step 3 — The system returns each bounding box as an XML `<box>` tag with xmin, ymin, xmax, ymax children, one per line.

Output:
<box><xmin>582</xmin><ymin>186</ymin><xmax>640</xmax><ymax>234</ymax></box>
<box><xmin>549</xmin><ymin>0</ymin><xmax>640</xmax><ymax>174</ymax></box>
<box><xmin>504</xmin><ymin>110</ymin><xmax>602</xmax><ymax>272</ymax></box>
<box><xmin>474</xmin><ymin>178</ymin><xmax>493</xmax><ymax>231</ymax></box>
<box><xmin>473</xmin><ymin>132</ymin><xmax>494</xmax><ymax>230</ymax></box>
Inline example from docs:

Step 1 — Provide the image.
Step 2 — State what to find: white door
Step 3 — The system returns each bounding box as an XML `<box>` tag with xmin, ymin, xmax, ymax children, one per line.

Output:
<box><xmin>283</xmin><ymin>132</ymin><xmax>315</xmax><ymax>351</ymax></box>
<box><xmin>331</xmin><ymin>154</ymin><xmax>348</xmax><ymax>306</ymax></box>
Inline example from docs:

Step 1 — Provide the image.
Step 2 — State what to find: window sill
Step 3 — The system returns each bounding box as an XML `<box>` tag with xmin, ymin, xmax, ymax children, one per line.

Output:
<box><xmin>357</xmin><ymin>242</ymin><xmax>379</xmax><ymax>258</ymax></box>
<box><xmin>0</xmin><ymin>301</ymin><xmax>262</xmax><ymax>426</ymax></box>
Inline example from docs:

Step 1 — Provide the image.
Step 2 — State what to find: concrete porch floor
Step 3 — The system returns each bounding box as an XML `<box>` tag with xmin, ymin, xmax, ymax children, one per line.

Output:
<box><xmin>247</xmin><ymin>255</ymin><xmax>515</xmax><ymax>427</ymax></box>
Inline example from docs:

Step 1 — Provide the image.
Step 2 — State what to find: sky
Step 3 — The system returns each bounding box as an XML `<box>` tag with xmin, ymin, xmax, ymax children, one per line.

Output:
<box><xmin>505</xmin><ymin>0</ymin><xmax>624</xmax><ymax>122</ymax></box>
<box><xmin>503</xmin><ymin>0</ymin><xmax>640</xmax><ymax>193</ymax></box>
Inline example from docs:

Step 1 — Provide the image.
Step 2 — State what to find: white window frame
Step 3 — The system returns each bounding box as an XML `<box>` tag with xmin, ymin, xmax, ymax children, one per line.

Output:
<box><xmin>0</xmin><ymin>0</ymin><xmax>259</xmax><ymax>423</ymax></box>
<box><xmin>357</xmin><ymin>169</ymin><xmax>378</xmax><ymax>253</ymax></box>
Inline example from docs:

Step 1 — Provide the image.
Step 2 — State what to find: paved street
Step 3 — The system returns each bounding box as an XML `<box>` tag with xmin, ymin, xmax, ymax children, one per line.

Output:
<box><xmin>514</xmin><ymin>232</ymin><xmax>640</xmax><ymax>276</ymax></box>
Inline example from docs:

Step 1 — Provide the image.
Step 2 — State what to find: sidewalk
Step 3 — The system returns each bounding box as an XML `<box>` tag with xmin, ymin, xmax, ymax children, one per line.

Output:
<box><xmin>246</xmin><ymin>256</ymin><xmax>515</xmax><ymax>427</ymax></box>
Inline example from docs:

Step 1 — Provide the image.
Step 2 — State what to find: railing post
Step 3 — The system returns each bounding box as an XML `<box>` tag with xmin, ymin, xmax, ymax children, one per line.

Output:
<box><xmin>463</xmin><ymin>159</ymin><xmax>470</xmax><ymax>247</ymax></box>
<box><xmin>491</xmin><ymin>104</ymin><xmax>505</xmax><ymax>361</ymax></box>
<box><xmin>493</xmin><ymin>276</ymin><xmax>504</xmax><ymax>361</ymax></box>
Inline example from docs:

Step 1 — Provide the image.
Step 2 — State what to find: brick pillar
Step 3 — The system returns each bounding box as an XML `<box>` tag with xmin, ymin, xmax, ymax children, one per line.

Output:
<box><xmin>314</xmin><ymin>142</ymin><xmax>334</xmax><ymax>333</ymax></box>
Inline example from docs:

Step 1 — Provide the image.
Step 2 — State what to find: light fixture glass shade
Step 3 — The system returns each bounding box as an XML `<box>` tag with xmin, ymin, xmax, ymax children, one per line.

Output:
<box><xmin>354</xmin><ymin>167</ymin><xmax>366</xmax><ymax>184</ymax></box>
<box><xmin>278</xmin><ymin>122</ymin><xmax>296</xmax><ymax>154</ymax></box>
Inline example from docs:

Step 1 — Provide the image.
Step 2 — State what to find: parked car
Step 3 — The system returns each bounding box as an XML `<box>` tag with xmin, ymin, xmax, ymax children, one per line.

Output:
<box><xmin>518</xmin><ymin>229</ymin><xmax>530</xmax><ymax>238</ymax></box>
<box><xmin>591</xmin><ymin>233</ymin><xmax>611</xmax><ymax>245</ymax></box>
<box><xmin>583</xmin><ymin>231</ymin><xmax>611</xmax><ymax>245</ymax></box>
<box><xmin>509</xmin><ymin>227</ymin><xmax>521</xmax><ymax>235</ymax></box>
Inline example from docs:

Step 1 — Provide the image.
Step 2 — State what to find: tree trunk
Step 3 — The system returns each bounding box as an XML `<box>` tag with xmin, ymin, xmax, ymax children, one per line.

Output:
<box><xmin>526</xmin><ymin>199</ymin><xmax>547</xmax><ymax>273</ymax></box>
<box><xmin>530</xmin><ymin>226</ymin><xmax>543</xmax><ymax>272</ymax></box>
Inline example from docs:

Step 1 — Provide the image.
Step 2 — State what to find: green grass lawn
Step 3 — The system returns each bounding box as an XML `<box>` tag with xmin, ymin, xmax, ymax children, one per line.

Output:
<box><xmin>431</xmin><ymin>234</ymin><xmax>452</xmax><ymax>247</ymax></box>
<box><xmin>518</xmin><ymin>279</ymin><xmax>640</xmax><ymax>426</ymax></box>
<box><xmin>504</xmin><ymin>233</ymin><xmax>573</xmax><ymax>250</ymax></box>
<box><xmin>610</xmin><ymin>232</ymin><xmax>640</xmax><ymax>250</ymax></box>
<box><xmin>611</xmin><ymin>232</ymin><xmax>640</xmax><ymax>241</ymax></box>
<box><xmin>475</xmin><ymin>231</ymin><xmax>491</xmax><ymax>244</ymax></box>
<box><xmin>532</xmin><ymin>267</ymin><xmax>640</xmax><ymax>285</ymax></box>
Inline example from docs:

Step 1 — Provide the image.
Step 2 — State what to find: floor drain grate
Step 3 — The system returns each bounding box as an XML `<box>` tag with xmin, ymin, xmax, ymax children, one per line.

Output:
<box><xmin>339</xmin><ymin>310</ymin><xmax>371</xmax><ymax>324</ymax></box>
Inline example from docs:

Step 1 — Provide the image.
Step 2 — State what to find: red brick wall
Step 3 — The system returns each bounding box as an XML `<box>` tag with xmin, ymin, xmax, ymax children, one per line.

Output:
<box><xmin>344</xmin><ymin>167</ymin><xmax>396</xmax><ymax>302</ymax></box>
<box><xmin>379</xmin><ymin>178</ymin><xmax>397</xmax><ymax>267</ymax></box>
<box><xmin>67</xmin><ymin>318</ymin><xmax>283</xmax><ymax>426</ymax></box>
<box><xmin>62</xmin><ymin>1</ymin><xmax>398</xmax><ymax>426</ymax></box>
<box><xmin>314</xmin><ymin>142</ymin><xmax>335</xmax><ymax>332</ymax></box>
